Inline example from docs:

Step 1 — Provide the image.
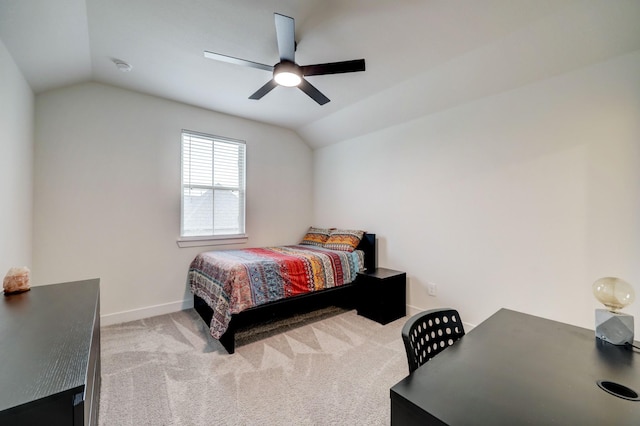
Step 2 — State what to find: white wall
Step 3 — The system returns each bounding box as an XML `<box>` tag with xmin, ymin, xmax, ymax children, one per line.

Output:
<box><xmin>314</xmin><ymin>51</ymin><xmax>640</xmax><ymax>332</ymax></box>
<box><xmin>34</xmin><ymin>82</ymin><xmax>313</xmax><ymax>324</ymax></box>
<box><xmin>0</xmin><ymin>39</ymin><xmax>33</xmax><ymax>276</ymax></box>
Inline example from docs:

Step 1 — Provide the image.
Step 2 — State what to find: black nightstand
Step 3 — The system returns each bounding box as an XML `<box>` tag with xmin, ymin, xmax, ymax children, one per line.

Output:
<box><xmin>357</xmin><ymin>268</ymin><xmax>406</xmax><ymax>325</ymax></box>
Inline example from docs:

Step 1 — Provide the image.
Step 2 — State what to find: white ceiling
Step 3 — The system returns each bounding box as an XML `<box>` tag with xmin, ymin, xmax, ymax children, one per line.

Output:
<box><xmin>1</xmin><ymin>0</ymin><xmax>640</xmax><ymax>148</ymax></box>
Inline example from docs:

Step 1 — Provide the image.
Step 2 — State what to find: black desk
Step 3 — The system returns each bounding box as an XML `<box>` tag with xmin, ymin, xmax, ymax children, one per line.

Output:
<box><xmin>391</xmin><ymin>308</ymin><xmax>640</xmax><ymax>425</ymax></box>
<box><xmin>0</xmin><ymin>280</ymin><xmax>101</xmax><ymax>425</ymax></box>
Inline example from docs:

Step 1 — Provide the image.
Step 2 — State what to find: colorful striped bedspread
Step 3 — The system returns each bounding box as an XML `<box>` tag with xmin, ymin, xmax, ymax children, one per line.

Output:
<box><xmin>188</xmin><ymin>245</ymin><xmax>365</xmax><ymax>339</ymax></box>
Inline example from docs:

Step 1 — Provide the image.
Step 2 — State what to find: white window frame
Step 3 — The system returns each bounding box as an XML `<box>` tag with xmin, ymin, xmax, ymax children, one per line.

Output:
<box><xmin>177</xmin><ymin>130</ymin><xmax>247</xmax><ymax>247</ymax></box>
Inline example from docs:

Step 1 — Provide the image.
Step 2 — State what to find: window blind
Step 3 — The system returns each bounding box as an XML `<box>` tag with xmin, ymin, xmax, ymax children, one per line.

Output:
<box><xmin>181</xmin><ymin>131</ymin><xmax>246</xmax><ymax>237</ymax></box>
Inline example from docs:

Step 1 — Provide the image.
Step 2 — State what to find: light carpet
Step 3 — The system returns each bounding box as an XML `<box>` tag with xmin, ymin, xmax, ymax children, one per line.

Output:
<box><xmin>99</xmin><ymin>308</ymin><xmax>409</xmax><ymax>425</ymax></box>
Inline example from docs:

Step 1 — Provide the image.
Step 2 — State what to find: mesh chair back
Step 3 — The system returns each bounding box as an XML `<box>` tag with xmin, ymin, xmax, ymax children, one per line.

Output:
<box><xmin>401</xmin><ymin>308</ymin><xmax>465</xmax><ymax>373</ymax></box>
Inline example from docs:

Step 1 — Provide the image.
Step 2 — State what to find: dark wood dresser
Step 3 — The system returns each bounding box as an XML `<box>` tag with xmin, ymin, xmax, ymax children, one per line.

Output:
<box><xmin>0</xmin><ymin>279</ymin><xmax>100</xmax><ymax>426</ymax></box>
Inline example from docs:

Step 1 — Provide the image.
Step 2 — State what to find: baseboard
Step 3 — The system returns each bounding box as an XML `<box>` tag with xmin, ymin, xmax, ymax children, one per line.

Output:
<box><xmin>101</xmin><ymin>298</ymin><xmax>194</xmax><ymax>326</ymax></box>
<box><xmin>101</xmin><ymin>300</ymin><xmax>477</xmax><ymax>330</ymax></box>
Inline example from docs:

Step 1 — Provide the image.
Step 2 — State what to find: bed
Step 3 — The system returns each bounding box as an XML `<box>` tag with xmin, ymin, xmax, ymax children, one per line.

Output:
<box><xmin>189</xmin><ymin>230</ymin><xmax>376</xmax><ymax>353</ymax></box>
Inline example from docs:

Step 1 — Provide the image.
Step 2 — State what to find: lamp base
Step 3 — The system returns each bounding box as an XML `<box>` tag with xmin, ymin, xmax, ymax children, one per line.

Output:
<box><xmin>595</xmin><ymin>309</ymin><xmax>634</xmax><ymax>345</ymax></box>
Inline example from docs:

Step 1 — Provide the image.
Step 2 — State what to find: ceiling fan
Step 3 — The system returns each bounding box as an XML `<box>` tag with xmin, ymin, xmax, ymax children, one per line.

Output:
<box><xmin>204</xmin><ymin>13</ymin><xmax>365</xmax><ymax>105</ymax></box>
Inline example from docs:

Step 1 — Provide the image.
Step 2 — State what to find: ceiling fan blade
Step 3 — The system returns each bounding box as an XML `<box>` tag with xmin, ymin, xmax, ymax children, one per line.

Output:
<box><xmin>301</xmin><ymin>59</ymin><xmax>366</xmax><ymax>76</ymax></box>
<box><xmin>249</xmin><ymin>79</ymin><xmax>278</xmax><ymax>100</ymax></box>
<box><xmin>298</xmin><ymin>78</ymin><xmax>330</xmax><ymax>105</ymax></box>
<box><xmin>274</xmin><ymin>13</ymin><xmax>295</xmax><ymax>62</ymax></box>
<box><xmin>204</xmin><ymin>50</ymin><xmax>274</xmax><ymax>72</ymax></box>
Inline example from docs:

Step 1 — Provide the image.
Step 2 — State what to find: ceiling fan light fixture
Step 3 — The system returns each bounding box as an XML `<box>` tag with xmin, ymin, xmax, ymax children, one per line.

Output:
<box><xmin>273</xmin><ymin>61</ymin><xmax>301</xmax><ymax>87</ymax></box>
<box><xmin>274</xmin><ymin>71</ymin><xmax>301</xmax><ymax>87</ymax></box>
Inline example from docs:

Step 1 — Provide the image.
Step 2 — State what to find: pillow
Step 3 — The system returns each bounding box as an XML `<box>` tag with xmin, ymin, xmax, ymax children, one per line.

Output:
<box><xmin>299</xmin><ymin>227</ymin><xmax>333</xmax><ymax>247</ymax></box>
<box><xmin>323</xmin><ymin>229</ymin><xmax>365</xmax><ymax>252</ymax></box>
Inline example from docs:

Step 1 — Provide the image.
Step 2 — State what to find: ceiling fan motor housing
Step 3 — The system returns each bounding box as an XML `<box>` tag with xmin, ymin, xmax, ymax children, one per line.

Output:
<box><xmin>273</xmin><ymin>61</ymin><xmax>302</xmax><ymax>86</ymax></box>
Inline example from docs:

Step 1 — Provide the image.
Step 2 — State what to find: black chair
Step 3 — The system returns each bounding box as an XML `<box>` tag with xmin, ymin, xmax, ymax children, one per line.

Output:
<box><xmin>401</xmin><ymin>308</ymin><xmax>465</xmax><ymax>373</ymax></box>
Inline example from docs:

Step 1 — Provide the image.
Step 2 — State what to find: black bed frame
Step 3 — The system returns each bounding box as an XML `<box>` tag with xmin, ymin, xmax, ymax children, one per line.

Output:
<box><xmin>193</xmin><ymin>233</ymin><xmax>377</xmax><ymax>354</ymax></box>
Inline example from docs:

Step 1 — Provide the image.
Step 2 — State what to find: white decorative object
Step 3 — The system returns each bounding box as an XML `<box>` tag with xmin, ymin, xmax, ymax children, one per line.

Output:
<box><xmin>593</xmin><ymin>277</ymin><xmax>635</xmax><ymax>345</ymax></box>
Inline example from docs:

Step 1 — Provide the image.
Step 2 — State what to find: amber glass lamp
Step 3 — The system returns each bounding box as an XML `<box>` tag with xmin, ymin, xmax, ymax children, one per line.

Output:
<box><xmin>593</xmin><ymin>277</ymin><xmax>635</xmax><ymax>345</ymax></box>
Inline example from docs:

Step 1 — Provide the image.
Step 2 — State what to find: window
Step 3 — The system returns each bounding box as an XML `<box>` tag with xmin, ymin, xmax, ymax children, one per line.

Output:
<box><xmin>180</xmin><ymin>130</ymin><xmax>246</xmax><ymax>244</ymax></box>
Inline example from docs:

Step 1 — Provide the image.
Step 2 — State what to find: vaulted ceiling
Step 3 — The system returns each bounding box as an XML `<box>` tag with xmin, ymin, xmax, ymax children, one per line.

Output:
<box><xmin>1</xmin><ymin>0</ymin><xmax>639</xmax><ymax>148</ymax></box>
